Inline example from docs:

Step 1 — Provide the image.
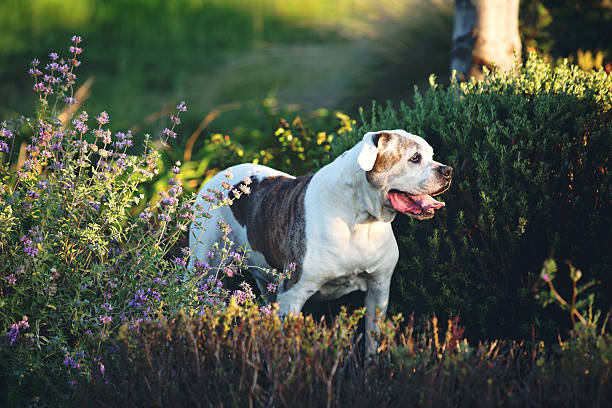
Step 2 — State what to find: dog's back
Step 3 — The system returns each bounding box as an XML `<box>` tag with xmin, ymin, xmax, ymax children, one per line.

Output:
<box><xmin>188</xmin><ymin>163</ymin><xmax>307</xmax><ymax>293</ymax></box>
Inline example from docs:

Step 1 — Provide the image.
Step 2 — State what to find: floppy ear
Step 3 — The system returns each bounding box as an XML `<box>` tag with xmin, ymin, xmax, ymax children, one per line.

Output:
<box><xmin>357</xmin><ymin>132</ymin><xmax>380</xmax><ymax>171</ymax></box>
<box><xmin>357</xmin><ymin>131</ymin><xmax>390</xmax><ymax>171</ymax></box>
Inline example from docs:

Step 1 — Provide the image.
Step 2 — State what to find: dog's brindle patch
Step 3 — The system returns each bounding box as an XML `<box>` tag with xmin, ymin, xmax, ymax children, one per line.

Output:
<box><xmin>230</xmin><ymin>174</ymin><xmax>313</xmax><ymax>291</ymax></box>
<box><xmin>366</xmin><ymin>132</ymin><xmax>415</xmax><ymax>188</ymax></box>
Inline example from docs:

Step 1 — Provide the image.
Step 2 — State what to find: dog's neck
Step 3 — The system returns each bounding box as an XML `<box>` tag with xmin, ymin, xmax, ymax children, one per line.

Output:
<box><xmin>317</xmin><ymin>143</ymin><xmax>397</xmax><ymax>225</ymax></box>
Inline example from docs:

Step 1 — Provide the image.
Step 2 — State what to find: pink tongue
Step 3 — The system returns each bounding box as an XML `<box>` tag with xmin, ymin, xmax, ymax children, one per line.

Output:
<box><xmin>388</xmin><ymin>192</ymin><xmax>445</xmax><ymax>214</ymax></box>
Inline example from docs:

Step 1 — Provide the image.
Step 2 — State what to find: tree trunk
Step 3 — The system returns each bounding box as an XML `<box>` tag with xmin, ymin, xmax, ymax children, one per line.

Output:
<box><xmin>451</xmin><ymin>0</ymin><xmax>522</xmax><ymax>80</ymax></box>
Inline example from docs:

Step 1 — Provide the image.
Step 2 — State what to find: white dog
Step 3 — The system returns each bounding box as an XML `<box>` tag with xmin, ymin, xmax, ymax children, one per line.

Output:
<box><xmin>189</xmin><ymin>129</ymin><xmax>452</xmax><ymax>353</ymax></box>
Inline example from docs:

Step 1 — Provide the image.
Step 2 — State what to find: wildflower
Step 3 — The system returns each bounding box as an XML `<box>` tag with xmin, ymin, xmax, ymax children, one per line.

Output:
<box><xmin>6</xmin><ymin>317</ymin><xmax>29</xmax><ymax>345</ymax></box>
<box><xmin>158</xmin><ymin>214</ymin><xmax>171</xmax><ymax>222</ymax></box>
<box><xmin>49</xmin><ymin>52</ymin><xmax>59</xmax><ymax>61</ymax></box>
<box><xmin>174</xmin><ymin>257</ymin><xmax>187</xmax><ymax>267</ymax></box>
<box><xmin>162</xmin><ymin>128</ymin><xmax>176</xmax><ymax>139</ymax></box>
<box><xmin>101</xmin><ymin>129</ymin><xmax>112</xmax><ymax>144</ymax></box>
<box><xmin>170</xmin><ymin>114</ymin><xmax>180</xmax><ymax>125</ymax></box>
<box><xmin>96</xmin><ymin>111</ymin><xmax>109</xmax><ymax>125</ymax></box>
<box><xmin>69</xmin><ymin>46</ymin><xmax>83</xmax><ymax>55</ymax></box>
<box><xmin>224</xmin><ymin>266</ymin><xmax>235</xmax><ymax>277</ymax></box>
<box><xmin>194</xmin><ymin>261</ymin><xmax>211</xmax><ymax>273</ymax></box>
<box><xmin>46</xmin><ymin>63</ymin><xmax>59</xmax><ymax>72</ymax></box>
<box><xmin>139</xmin><ymin>208</ymin><xmax>152</xmax><ymax>220</ymax></box>
<box><xmin>99</xmin><ymin>315</ymin><xmax>112</xmax><ymax>324</ymax></box>
<box><xmin>267</xmin><ymin>283</ymin><xmax>277</xmax><ymax>293</ymax></box>
<box><xmin>206</xmin><ymin>250</ymin><xmax>214</xmax><ymax>259</ymax></box>
<box><xmin>176</xmin><ymin>101</ymin><xmax>187</xmax><ymax>111</ymax></box>
<box><xmin>3</xmin><ymin>274</ymin><xmax>16</xmax><ymax>285</ymax></box>
<box><xmin>172</xmin><ymin>162</ymin><xmax>181</xmax><ymax>174</ymax></box>
<box><xmin>31</xmin><ymin>58</ymin><xmax>40</xmax><ymax>67</ymax></box>
<box><xmin>224</xmin><ymin>168</ymin><xmax>233</xmax><ymax>179</ymax></box>
<box><xmin>63</xmin><ymin>356</ymin><xmax>76</xmax><ymax>367</ymax></box>
<box><xmin>260</xmin><ymin>305</ymin><xmax>273</xmax><ymax>315</ymax></box>
<box><xmin>64</xmin><ymin>97</ymin><xmax>77</xmax><ymax>105</ymax></box>
<box><xmin>71</xmin><ymin>35</ymin><xmax>82</xmax><ymax>44</ymax></box>
<box><xmin>542</xmin><ymin>273</ymin><xmax>549</xmax><ymax>282</ymax></box>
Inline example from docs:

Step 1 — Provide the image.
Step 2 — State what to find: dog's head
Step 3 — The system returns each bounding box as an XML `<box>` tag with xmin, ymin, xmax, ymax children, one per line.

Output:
<box><xmin>357</xmin><ymin>129</ymin><xmax>452</xmax><ymax>220</ymax></box>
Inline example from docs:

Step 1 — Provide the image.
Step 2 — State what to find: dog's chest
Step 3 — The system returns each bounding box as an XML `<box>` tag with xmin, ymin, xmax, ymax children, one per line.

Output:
<box><xmin>306</xmin><ymin>218</ymin><xmax>397</xmax><ymax>276</ymax></box>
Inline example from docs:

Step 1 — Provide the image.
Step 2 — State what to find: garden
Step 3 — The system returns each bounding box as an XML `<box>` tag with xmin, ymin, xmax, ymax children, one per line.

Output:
<box><xmin>1</xmin><ymin>1</ymin><xmax>611</xmax><ymax>406</ymax></box>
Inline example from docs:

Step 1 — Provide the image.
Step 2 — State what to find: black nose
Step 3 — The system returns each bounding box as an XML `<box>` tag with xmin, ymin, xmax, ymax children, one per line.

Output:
<box><xmin>438</xmin><ymin>165</ymin><xmax>453</xmax><ymax>180</ymax></box>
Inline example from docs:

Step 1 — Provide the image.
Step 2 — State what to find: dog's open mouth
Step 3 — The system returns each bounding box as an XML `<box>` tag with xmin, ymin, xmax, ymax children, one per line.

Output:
<box><xmin>387</xmin><ymin>190</ymin><xmax>445</xmax><ymax>218</ymax></box>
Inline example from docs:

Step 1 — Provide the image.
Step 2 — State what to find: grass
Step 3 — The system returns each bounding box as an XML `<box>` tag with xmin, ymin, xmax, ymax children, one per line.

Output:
<box><xmin>0</xmin><ymin>0</ymin><xmax>453</xmax><ymax>144</ymax></box>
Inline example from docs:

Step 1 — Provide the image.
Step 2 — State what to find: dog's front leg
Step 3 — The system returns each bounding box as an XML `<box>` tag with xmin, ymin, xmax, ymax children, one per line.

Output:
<box><xmin>364</xmin><ymin>274</ymin><xmax>392</xmax><ymax>355</ymax></box>
<box><xmin>276</xmin><ymin>277</ymin><xmax>321</xmax><ymax>317</ymax></box>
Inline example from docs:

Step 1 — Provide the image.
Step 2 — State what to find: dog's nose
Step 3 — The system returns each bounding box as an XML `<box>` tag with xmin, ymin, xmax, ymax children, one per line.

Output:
<box><xmin>438</xmin><ymin>165</ymin><xmax>453</xmax><ymax>180</ymax></box>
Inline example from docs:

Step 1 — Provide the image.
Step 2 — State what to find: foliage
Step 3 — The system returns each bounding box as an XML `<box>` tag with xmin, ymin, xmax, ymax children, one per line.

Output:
<box><xmin>520</xmin><ymin>0</ymin><xmax>612</xmax><ymax>71</ymax></box>
<box><xmin>331</xmin><ymin>53</ymin><xmax>612</xmax><ymax>341</ymax></box>
<box><xmin>0</xmin><ymin>37</ymin><xmax>264</xmax><ymax>406</ymax></box>
<box><xmin>84</xmin><ymin>299</ymin><xmax>611</xmax><ymax>407</ymax></box>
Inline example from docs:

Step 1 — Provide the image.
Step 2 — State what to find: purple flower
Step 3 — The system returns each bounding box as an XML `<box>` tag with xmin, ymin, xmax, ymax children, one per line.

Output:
<box><xmin>194</xmin><ymin>261</ymin><xmax>211</xmax><ymax>272</ymax></box>
<box><xmin>64</xmin><ymin>97</ymin><xmax>77</xmax><ymax>105</ymax></box>
<box><xmin>63</xmin><ymin>357</ymin><xmax>73</xmax><ymax>367</ymax></box>
<box><xmin>176</xmin><ymin>101</ymin><xmax>187</xmax><ymax>112</ymax></box>
<box><xmin>224</xmin><ymin>266</ymin><xmax>235</xmax><ymax>277</ymax></box>
<box><xmin>267</xmin><ymin>283</ymin><xmax>277</xmax><ymax>293</ymax></box>
<box><xmin>71</xmin><ymin>35</ymin><xmax>82</xmax><ymax>44</ymax></box>
<box><xmin>542</xmin><ymin>273</ymin><xmax>549</xmax><ymax>282</ymax></box>
<box><xmin>6</xmin><ymin>317</ymin><xmax>30</xmax><ymax>345</ymax></box>
<box><xmin>102</xmin><ymin>129</ymin><xmax>112</xmax><ymax>144</ymax></box>
<box><xmin>99</xmin><ymin>315</ymin><xmax>112</xmax><ymax>324</ymax></box>
<box><xmin>96</xmin><ymin>111</ymin><xmax>109</xmax><ymax>125</ymax></box>
<box><xmin>3</xmin><ymin>274</ymin><xmax>17</xmax><ymax>285</ymax></box>
<box><xmin>162</xmin><ymin>128</ymin><xmax>176</xmax><ymax>139</ymax></box>
<box><xmin>28</xmin><ymin>68</ymin><xmax>42</xmax><ymax>76</ymax></box>
<box><xmin>170</xmin><ymin>114</ymin><xmax>180</xmax><ymax>124</ymax></box>
<box><xmin>69</xmin><ymin>46</ymin><xmax>83</xmax><ymax>55</ymax></box>
<box><xmin>174</xmin><ymin>257</ymin><xmax>187</xmax><ymax>267</ymax></box>
<box><xmin>31</xmin><ymin>58</ymin><xmax>40</xmax><ymax>67</ymax></box>
<box><xmin>49</xmin><ymin>52</ymin><xmax>59</xmax><ymax>61</ymax></box>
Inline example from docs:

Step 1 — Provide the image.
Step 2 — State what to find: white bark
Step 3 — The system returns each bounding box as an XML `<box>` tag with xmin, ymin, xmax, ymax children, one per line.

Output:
<box><xmin>451</xmin><ymin>0</ymin><xmax>521</xmax><ymax>80</ymax></box>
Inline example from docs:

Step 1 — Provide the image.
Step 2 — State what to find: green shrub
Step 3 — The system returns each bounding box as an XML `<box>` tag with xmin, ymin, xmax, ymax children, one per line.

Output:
<box><xmin>0</xmin><ymin>37</ymin><xmax>260</xmax><ymax>406</ymax></box>
<box><xmin>85</xmin><ymin>299</ymin><xmax>611</xmax><ymax>407</ymax></box>
<box><xmin>331</xmin><ymin>54</ymin><xmax>611</xmax><ymax>341</ymax></box>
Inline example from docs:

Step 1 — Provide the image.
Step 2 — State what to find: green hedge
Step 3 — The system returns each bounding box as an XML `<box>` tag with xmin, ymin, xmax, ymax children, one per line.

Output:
<box><xmin>331</xmin><ymin>54</ymin><xmax>611</xmax><ymax>340</ymax></box>
<box><xmin>84</xmin><ymin>305</ymin><xmax>612</xmax><ymax>407</ymax></box>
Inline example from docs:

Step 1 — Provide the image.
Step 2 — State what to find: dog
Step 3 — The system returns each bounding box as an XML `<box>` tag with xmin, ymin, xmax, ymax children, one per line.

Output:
<box><xmin>189</xmin><ymin>129</ymin><xmax>452</xmax><ymax>353</ymax></box>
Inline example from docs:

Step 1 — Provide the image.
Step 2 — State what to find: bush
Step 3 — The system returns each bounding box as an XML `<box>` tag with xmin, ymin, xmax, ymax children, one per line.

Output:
<box><xmin>331</xmin><ymin>54</ymin><xmax>611</xmax><ymax>341</ymax></box>
<box><xmin>0</xmin><ymin>36</ymin><xmax>262</xmax><ymax>406</ymax></box>
<box><xmin>85</xmin><ymin>300</ymin><xmax>611</xmax><ymax>407</ymax></box>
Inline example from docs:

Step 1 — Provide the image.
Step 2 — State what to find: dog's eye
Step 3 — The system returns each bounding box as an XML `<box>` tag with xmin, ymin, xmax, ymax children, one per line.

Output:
<box><xmin>410</xmin><ymin>153</ymin><xmax>421</xmax><ymax>163</ymax></box>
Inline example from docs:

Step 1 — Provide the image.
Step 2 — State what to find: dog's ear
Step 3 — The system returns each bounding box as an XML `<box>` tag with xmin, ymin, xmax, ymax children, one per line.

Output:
<box><xmin>357</xmin><ymin>131</ymin><xmax>391</xmax><ymax>171</ymax></box>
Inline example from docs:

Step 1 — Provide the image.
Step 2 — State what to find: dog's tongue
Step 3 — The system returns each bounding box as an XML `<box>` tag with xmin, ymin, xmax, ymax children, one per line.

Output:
<box><xmin>388</xmin><ymin>191</ymin><xmax>445</xmax><ymax>214</ymax></box>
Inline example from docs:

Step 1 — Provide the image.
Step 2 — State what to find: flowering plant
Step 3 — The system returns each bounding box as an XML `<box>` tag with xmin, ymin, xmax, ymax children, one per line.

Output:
<box><xmin>0</xmin><ymin>36</ymin><xmax>265</xmax><ymax>403</ymax></box>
